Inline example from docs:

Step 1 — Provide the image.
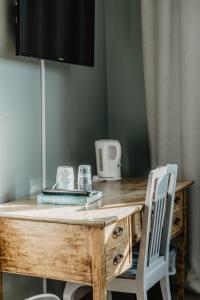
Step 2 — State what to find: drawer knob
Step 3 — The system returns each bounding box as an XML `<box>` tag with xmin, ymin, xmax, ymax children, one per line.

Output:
<box><xmin>113</xmin><ymin>254</ymin><xmax>124</xmax><ymax>265</ymax></box>
<box><xmin>174</xmin><ymin>218</ymin><xmax>181</xmax><ymax>226</ymax></box>
<box><xmin>112</xmin><ymin>226</ymin><xmax>124</xmax><ymax>238</ymax></box>
<box><xmin>175</xmin><ymin>196</ymin><xmax>181</xmax><ymax>205</ymax></box>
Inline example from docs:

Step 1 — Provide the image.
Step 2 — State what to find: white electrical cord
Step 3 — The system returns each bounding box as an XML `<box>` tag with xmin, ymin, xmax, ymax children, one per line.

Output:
<box><xmin>40</xmin><ymin>59</ymin><xmax>47</xmax><ymax>294</ymax></box>
<box><xmin>41</xmin><ymin>59</ymin><xmax>46</xmax><ymax>190</ymax></box>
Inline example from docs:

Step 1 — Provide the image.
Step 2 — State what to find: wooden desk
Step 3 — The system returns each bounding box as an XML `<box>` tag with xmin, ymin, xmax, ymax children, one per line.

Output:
<box><xmin>0</xmin><ymin>195</ymin><xmax>142</xmax><ymax>300</ymax></box>
<box><xmin>0</xmin><ymin>178</ymin><xmax>192</xmax><ymax>300</ymax></box>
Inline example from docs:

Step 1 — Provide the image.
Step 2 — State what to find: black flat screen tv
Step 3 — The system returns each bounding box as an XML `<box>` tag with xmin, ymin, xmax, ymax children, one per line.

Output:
<box><xmin>16</xmin><ymin>0</ymin><xmax>95</xmax><ymax>66</ymax></box>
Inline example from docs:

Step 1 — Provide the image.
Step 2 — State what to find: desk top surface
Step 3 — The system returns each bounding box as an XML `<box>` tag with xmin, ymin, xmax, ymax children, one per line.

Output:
<box><xmin>0</xmin><ymin>178</ymin><xmax>192</xmax><ymax>227</ymax></box>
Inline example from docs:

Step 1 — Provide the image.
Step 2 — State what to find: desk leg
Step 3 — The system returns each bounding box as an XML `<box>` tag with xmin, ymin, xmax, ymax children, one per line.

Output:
<box><xmin>93</xmin><ymin>284</ymin><xmax>107</xmax><ymax>300</ymax></box>
<box><xmin>92</xmin><ymin>228</ymin><xmax>107</xmax><ymax>300</ymax></box>
<box><xmin>177</xmin><ymin>190</ymin><xmax>187</xmax><ymax>300</ymax></box>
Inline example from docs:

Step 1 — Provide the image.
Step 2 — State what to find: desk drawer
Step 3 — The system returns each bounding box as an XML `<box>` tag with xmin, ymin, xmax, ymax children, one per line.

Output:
<box><xmin>105</xmin><ymin>217</ymin><xmax>132</xmax><ymax>281</ymax></box>
<box><xmin>172</xmin><ymin>209</ymin><xmax>183</xmax><ymax>237</ymax></box>
<box><xmin>174</xmin><ymin>191</ymin><xmax>184</xmax><ymax>212</ymax></box>
<box><xmin>106</xmin><ymin>239</ymin><xmax>132</xmax><ymax>281</ymax></box>
<box><xmin>105</xmin><ymin>218</ymin><xmax>130</xmax><ymax>252</ymax></box>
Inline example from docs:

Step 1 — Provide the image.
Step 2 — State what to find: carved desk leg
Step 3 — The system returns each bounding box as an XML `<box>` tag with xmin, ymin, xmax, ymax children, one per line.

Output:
<box><xmin>92</xmin><ymin>227</ymin><xmax>107</xmax><ymax>300</ymax></box>
<box><xmin>177</xmin><ymin>190</ymin><xmax>187</xmax><ymax>300</ymax></box>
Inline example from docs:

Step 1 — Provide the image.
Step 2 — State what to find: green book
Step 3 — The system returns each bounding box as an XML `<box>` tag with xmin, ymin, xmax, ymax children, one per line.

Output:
<box><xmin>37</xmin><ymin>191</ymin><xmax>103</xmax><ymax>206</ymax></box>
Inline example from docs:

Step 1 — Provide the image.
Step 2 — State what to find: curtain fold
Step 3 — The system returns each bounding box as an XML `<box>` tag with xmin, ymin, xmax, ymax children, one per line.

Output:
<box><xmin>141</xmin><ymin>0</ymin><xmax>200</xmax><ymax>293</ymax></box>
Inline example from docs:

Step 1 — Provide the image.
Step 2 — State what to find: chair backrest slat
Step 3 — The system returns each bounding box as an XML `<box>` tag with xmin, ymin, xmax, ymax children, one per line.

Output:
<box><xmin>137</xmin><ymin>164</ymin><xmax>177</xmax><ymax>278</ymax></box>
<box><xmin>149</xmin><ymin>174</ymin><xmax>169</xmax><ymax>264</ymax></box>
<box><xmin>155</xmin><ymin>194</ymin><xmax>166</xmax><ymax>256</ymax></box>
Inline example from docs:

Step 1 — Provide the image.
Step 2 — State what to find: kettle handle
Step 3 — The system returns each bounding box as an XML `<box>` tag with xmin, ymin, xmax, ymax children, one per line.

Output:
<box><xmin>115</xmin><ymin>142</ymin><xmax>121</xmax><ymax>163</ymax></box>
<box><xmin>109</xmin><ymin>141</ymin><xmax>121</xmax><ymax>162</ymax></box>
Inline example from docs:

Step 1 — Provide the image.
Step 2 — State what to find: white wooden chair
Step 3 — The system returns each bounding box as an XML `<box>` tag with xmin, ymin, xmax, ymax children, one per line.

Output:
<box><xmin>108</xmin><ymin>164</ymin><xmax>178</xmax><ymax>300</ymax></box>
<box><xmin>63</xmin><ymin>164</ymin><xmax>178</xmax><ymax>300</ymax></box>
<box><xmin>25</xmin><ymin>294</ymin><xmax>60</xmax><ymax>300</ymax></box>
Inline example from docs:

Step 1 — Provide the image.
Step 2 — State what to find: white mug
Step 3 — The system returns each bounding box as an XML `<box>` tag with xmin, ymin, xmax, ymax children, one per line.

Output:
<box><xmin>54</xmin><ymin>166</ymin><xmax>74</xmax><ymax>191</ymax></box>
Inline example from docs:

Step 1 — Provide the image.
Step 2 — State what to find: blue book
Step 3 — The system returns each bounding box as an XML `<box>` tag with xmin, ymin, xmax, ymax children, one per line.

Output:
<box><xmin>37</xmin><ymin>191</ymin><xmax>103</xmax><ymax>206</ymax></box>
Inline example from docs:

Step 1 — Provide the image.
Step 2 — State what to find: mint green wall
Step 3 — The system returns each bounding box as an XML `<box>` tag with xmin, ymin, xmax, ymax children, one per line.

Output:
<box><xmin>106</xmin><ymin>0</ymin><xmax>150</xmax><ymax>176</ymax></box>
<box><xmin>0</xmin><ymin>1</ymin><xmax>43</xmax><ymax>299</ymax></box>
<box><xmin>0</xmin><ymin>0</ymin><xmax>149</xmax><ymax>299</ymax></box>
<box><xmin>0</xmin><ymin>0</ymin><xmax>107</xmax><ymax>299</ymax></box>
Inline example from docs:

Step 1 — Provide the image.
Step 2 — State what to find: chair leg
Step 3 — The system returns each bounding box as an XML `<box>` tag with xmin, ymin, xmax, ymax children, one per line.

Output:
<box><xmin>136</xmin><ymin>290</ymin><xmax>147</xmax><ymax>300</ymax></box>
<box><xmin>107</xmin><ymin>291</ymin><xmax>112</xmax><ymax>300</ymax></box>
<box><xmin>160</xmin><ymin>275</ymin><xmax>171</xmax><ymax>300</ymax></box>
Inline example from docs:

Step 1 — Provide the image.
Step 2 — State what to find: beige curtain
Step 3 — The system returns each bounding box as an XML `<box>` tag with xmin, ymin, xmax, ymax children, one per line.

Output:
<box><xmin>141</xmin><ymin>0</ymin><xmax>200</xmax><ymax>293</ymax></box>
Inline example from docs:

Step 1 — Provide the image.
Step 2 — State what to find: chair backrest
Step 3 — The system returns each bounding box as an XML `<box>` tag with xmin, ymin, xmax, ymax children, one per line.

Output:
<box><xmin>25</xmin><ymin>294</ymin><xmax>60</xmax><ymax>300</ymax></box>
<box><xmin>137</xmin><ymin>164</ymin><xmax>178</xmax><ymax>277</ymax></box>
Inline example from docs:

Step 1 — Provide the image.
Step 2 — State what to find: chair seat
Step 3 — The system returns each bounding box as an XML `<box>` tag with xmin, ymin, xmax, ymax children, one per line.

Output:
<box><xmin>119</xmin><ymin>271</ymin><xmax>136</xmax><ymax>279</ymax></box>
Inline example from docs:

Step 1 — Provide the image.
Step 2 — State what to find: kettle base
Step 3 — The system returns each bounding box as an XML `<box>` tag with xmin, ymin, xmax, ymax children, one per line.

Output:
<box><xmin>93</xmin><ymin>176</ymin><xmax>122</xmax><ymax>182</ymax></box>
<box><xmin>104</xmin><ymin>177</ymin><xmax>122</xmax><ymax>181</ymax></box>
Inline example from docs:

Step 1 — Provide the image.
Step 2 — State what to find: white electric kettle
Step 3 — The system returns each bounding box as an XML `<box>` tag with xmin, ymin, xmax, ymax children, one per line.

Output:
<box><xmin>95</xmin><ymin>140</ymin><xmax>121</xmax><ymax>181</ymax></box>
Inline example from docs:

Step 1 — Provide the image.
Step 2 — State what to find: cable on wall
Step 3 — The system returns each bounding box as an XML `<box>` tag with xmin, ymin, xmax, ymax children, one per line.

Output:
<box><xmin>40</xmin><ymin>59</ymin><xmax>47</xmax><ymax>294</ymax></box>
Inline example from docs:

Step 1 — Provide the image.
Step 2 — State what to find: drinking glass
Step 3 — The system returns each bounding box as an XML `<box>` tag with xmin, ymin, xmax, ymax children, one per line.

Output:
<box><xmin>78</xmin><ymin>165</ymin><xmax>92</xmax><ymax>191</ymax></box>
<box><xmin>55</xmin><ymin>166</ymin><xmax>74</xmax><ymax>191</ymax></box>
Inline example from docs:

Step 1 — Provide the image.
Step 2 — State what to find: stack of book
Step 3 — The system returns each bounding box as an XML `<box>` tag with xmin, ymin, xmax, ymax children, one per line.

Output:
<box><xmin>37</xmin><ymin>190</ymin><xmax>103</xmax><ymax>206</ymax></box>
